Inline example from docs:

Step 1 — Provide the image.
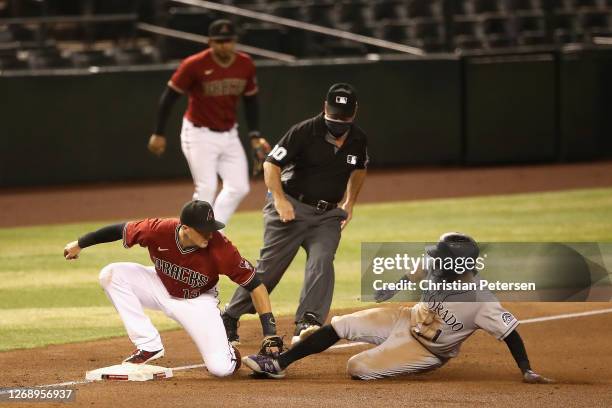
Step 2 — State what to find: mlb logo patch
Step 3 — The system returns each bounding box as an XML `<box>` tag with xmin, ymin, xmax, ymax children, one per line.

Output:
<box><xmin>336</xmin><ymin>96</ymin><xmax>348</xmax><ymax>104</ymax></box>
<box><xmin>347</xmin><ymin>155</ymin><xmax>358</xmax><ymax>165</ymax></box>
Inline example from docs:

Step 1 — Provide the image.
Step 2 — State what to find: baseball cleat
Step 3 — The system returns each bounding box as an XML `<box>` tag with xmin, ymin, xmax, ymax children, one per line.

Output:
<box><xmin>221</xmin><ymin>311</ymin><xmax>241</xmax><ymax>346</ymax></box>
<box><xmin>291</xmin><ymin>312</ymin><xmax>321</xmax><ymax>345</ymax></box>
<box><xmin>123</xmin><ymin>348</ymin><xmax>164</xmax><ymax>364</ymax></box>
<box><xmin>242</xmin><ymin>354</ymin><xmax>286</xmax><ymax>379</ymax></box>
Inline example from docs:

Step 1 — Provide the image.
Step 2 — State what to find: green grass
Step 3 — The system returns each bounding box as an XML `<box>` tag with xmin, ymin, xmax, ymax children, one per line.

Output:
<box><xmin>1</xmin><ymin>187</ymin><xmax>612</xmax><ymax>351</ymax></box>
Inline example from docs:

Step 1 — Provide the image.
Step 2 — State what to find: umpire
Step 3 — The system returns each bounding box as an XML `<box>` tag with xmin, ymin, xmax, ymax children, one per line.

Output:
<box><xmin>222</xmin><ymin>83</ymin><xmax>368</xmax><ymax>345</ymax></box>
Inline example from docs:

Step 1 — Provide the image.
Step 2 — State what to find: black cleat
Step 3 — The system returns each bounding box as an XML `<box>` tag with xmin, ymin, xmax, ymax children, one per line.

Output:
<box><xmin>292</xmin><ymin>312</ymin><xmax>321</xmax><ymax>345</ymax></box>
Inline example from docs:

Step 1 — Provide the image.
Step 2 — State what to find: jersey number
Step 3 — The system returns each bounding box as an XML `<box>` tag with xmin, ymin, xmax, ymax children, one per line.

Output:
<box><xmin>268</xmin><ymin>145</ymin><xmax>287</xmax><ymax>161</ymax></box>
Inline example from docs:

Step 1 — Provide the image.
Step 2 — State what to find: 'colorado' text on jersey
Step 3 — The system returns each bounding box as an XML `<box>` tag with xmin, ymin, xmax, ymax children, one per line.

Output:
<box><xmin>169</xmin><ymin>49</ymin><xmax>257</xmax><ymax>130</ymax></box>
<box><xmin>122</xmin><ymin>218</ymin><xmax>256</xmax><ymax>299</ymax></box>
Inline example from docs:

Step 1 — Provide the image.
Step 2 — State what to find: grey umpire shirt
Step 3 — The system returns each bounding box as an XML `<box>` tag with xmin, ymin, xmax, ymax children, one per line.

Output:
<box><xmin>266</xmin><ymin>113</ymin><xmax>369</xmax><ymax>204</ymax></box>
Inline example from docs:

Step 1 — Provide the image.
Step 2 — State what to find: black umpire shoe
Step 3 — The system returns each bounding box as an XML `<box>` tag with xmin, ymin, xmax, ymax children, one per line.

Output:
<box><xmin>291</xmin><ymin>312</ymin><xmax>321</xmax><ymax>345</ymax></box>
<box><xmin>222</xmin><ymin>311</ymin><xmax>241</xmax><ymax>346</ymax></box>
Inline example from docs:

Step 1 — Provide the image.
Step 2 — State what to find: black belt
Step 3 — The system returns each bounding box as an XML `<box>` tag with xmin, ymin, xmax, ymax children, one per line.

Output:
<box><xmin>192</xmin><ymin>123</ymin><xmax>232</xmax><ymax>132</ymax></box>
<box><xmin>286</xmin><ymin>190</ymin><xmax>338</xmax><ymax>212</ymax></box>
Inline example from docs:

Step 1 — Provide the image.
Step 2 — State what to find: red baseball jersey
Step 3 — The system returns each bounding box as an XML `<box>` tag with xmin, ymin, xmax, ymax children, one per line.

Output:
<box><xmin>169</xmin><ymin>49</ymin><xmax>258</xmax><ymax>130</ymax></box>
<box><xmin>122</xmin><ymin>218</ymin><xmax>256</xmax><ymax>299</ymax></box>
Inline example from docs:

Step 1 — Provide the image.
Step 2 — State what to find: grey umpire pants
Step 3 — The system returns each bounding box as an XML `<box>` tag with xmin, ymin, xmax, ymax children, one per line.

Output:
<box><xmin>225</xmin><ymin>194</ymin><xmax>347</xmax><ymax>324</ymax></box>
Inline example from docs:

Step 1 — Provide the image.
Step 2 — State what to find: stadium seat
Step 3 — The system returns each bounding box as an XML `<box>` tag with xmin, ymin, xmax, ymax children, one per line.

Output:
<box><xmin>553</xmin><ymin>12</ymin><xmax>582</xmax><ymax>43</ymax></box>
<box><xmin>573</xmin><ymin>0</ymin><xmax>599</xmax><ymax>9</ymax></box>
<box><xmin>88</xmin><ymin>0</ymin><xmax>139</xmax><ymax>14</ymax></box>
<box><xmin>349</xmin><ymin>21</ymin><xmax>375</xmax><ymax>37</ymax></box>
<box><xmin>453</xmin><ymin>18</ymin><xmax>479</xmax><ymax>37</ymax></box>
<box><xmin>9</xmin><ymin>25</ymin><xmax>36</xmax><ymax>42</ymax></box>
<box><xmin>0</xmin><ymin>28</ymin><xmax>13</xmax><ymax>43</ymax></box>
<box><xmin>70</xmin><ymin>50</ymin><xmax>113</xmax><ymax>68</ymax></box>
<box><xmin>371</xmin><ymin>0</ymin><xmax>401</xmax><ymax>21</ymax></box>
<box><xmin>482</xmin><ymin>17</ymin><xmax>510</xmax><ymax>35</ymax></box>
<box><xmin>519</xmin><ymin>30</ymin><xmax>550</xmax><ymax>45</ymax></box>
<box><xmin>303</xmin><ymin>2</ymin><xmax>335</xmax><ymax>27</ymax></box>
<box><xmin>268</xmin><ymin>3</ymin><xmax>303</xmax><ymax>20</ymax></box>
<box><xmin>337</xmin><ymin>1</ymin><xmax>367</xmax><ymax>24</ymax></box>
<box><xmin>26</xmin><ymin>47</ymin><xmax>70</xmax><ymax>69</ymax></box>
<box><xmin>515</xmin><ymin>15</ymin><xmax>546</xmax><ymax>33</ymax></box>
<box><xmin>454</xmin><ymin>35</ymin><xmax>484</xmax><ymax>50</ymax></box>
<box><xmin>231</xmin><ymin>0</ymin><xmax>261</xmax><ymax>6</ymax></box>
<box><xmin>582</xmin><ymin>10</ymin><xmax>610</xmax><ymax>31</ymax></box>
<box><xmin>406</xmin><ymin>0</ymin><xmax>434</xmax><ymax>18</ymax></box>
<box><xmin>487</xmin><ymin>35</ymin><xmax>515</xmax><ymax>47</ymax></box>
<box><xmin>325</xmin><ymin>39</ymin><xmax>368</xmax><ymax>56</ymax></box>
<box><xmin>113</xmin><ymin>47</ymin><xmax>155</xmax><ymax>65</ymax></box>
<box><xmin>241</xmin><ymin>24</ymin><xmax>284</xmax><ymax>52</ymax></box>
<box><xmin>509</xmin><ymin>0</ymin><xmax>536</xmax><ymax>12</ymax></box>
<box><xmin>410</xmin><ymin>20</ymin><xmax>442</xmax><ymax>40</ymax></box>
<box><xmin>167</xmin><ymin>7</ymin><xmax>216</xmax><ymax>36</ymax></box>
<box><xmin>381</xmin><ymin>23</ymin><xmax>409</xmax><ymax>43</ymax></box>
<box><xmin>473</xmin><ymin>0</ymin><xmax>502</xmax><ymax>14</ymax></box>
<box><xmin>0</xmin><ymin>52</ymin><xmax>27</xmax><ymax>70</ymax></box>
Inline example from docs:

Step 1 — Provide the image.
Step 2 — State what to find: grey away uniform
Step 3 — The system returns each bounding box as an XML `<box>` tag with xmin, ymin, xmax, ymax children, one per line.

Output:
<box><xmin>225</xmin><ymin>113</ymin><xmax>368</xmax><ymax>324</ymax></box>
<box><xmin>331</xmin><ymin>271</ymin><xmax>518</xmax><ymax>379</ymax></box>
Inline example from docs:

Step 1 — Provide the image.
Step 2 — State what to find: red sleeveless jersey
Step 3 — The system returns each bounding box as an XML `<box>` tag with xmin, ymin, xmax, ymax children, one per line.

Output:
<box><xmin>122</xmin><ymin>218</ymin><xmax>256</xmax><ymax>299</ymax></box>
<box><xmin>169</xmin><ymin>49</ymin><xmax>258</xmax><ymax>130</ymax></box>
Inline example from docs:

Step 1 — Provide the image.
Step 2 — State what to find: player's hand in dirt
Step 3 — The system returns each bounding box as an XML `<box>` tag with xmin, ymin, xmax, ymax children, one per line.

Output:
<box><xmin>148</xmin><ymin>134</ymin><xmax>167</xmax><ymax>157</ymax></box>
<box><xmin>523</xmin><ymin>369</ymin><xmax>554</xmax><ymax>384</ymax></box>
<box><xmin>63</xmin><ymin>241</ymin><xmax>81</xmax><ymax>260</ymax></box>
<box><xmin>275</xmin><ymin>198</ymin><xmax>295</xmax><ymax>223</ymax></box>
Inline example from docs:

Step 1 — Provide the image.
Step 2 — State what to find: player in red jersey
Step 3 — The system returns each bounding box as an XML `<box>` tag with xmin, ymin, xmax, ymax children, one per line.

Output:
<box><xmin>63</xmin><ymin>200</ymin><xmax>281</xmax><ymax>377</ymax></box>
<box><xmin>148</xmin><ymin>19</ymin><xmax>270</xmax><ymax>225</ymax></box>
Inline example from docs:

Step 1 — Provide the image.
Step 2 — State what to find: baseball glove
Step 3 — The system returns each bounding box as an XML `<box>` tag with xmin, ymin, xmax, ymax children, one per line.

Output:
<box><xmin>258</xmin><ymin>335</ymin><xmax>285</xmax><ymax>357</ymax></box>
<box><xmin>251</xmin><ymin>137</ymin><xmax>271</xmax><ymax>178</ymax></box>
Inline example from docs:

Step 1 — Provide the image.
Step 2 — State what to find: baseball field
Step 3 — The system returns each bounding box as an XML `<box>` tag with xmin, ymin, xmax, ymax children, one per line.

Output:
<box><xmin>1</xmin><ymin>162</ymin><xmax>612</xmax><ymax>407</ymax></box>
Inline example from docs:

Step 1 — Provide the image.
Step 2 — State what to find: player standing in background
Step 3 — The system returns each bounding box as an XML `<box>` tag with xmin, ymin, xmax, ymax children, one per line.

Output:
<box><xmin>148</xmin><ymin>19</ymin><xmax>271</xmax><ymax>225</ymax></box>
<box><xmin>242</xmin><ymin>233</ymin><xmax>553</xmax><ymax>383</ymax></box>
<box><xmin>63</xmin><ymin>200</ymin><xmax>283</xmax><ymax>377</ymax></box>
<box><xmin>222</xmin><ymin>83</ymin><xmax>368</xmax><ymax>346</ymax></box>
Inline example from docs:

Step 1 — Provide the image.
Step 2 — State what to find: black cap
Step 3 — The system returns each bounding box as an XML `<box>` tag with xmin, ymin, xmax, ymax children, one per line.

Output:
<box><xmin>208</xmin><ymin>19</ymin><xmax>237</xmax><ymax>40</ymax></box>
<box><xmin>326</xmin><ymin>83</ymin><xmax>358</xmax><ymax>118</ymax></box>
<box><xmin>180</xmin><ymin>200</ymin><xmax>225</xmax><ymax>233</ymax></box>
<box><xmin>426</xmin><ymin>232</ymin><xmax>479</xmax><ymax>261</ymax></box>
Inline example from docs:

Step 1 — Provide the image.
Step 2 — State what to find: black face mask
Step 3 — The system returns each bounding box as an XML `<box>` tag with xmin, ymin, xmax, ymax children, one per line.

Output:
<box><xmin>325</xmin><ymin>118</ymin><xmax>352</xmax><ymax>138</ymax></box>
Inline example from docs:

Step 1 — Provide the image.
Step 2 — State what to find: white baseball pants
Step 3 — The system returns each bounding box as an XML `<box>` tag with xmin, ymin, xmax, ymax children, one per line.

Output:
<box><xmin>99</xmin><ymin>262</ymin><xmax>238</xmax><ymax>377</ymax></box>
<box><xmin>180</xmin><ymin>119</ymin><xmax>250</xmax><ymax>225</ymax></box>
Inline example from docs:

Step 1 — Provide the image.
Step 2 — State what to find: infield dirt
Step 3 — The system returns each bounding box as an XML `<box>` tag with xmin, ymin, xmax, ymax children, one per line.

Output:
<box><xmin>1</xmin><ymin>303</ymin><xmax>611</xmax><ymax>407</ymax></box>
<box><xmin>2</xmin><ymin>162</ymin><xmax>612</xmax><ymax>407</ymax></box>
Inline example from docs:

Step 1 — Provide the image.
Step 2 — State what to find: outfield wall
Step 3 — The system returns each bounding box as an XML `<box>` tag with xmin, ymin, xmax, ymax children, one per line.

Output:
<box><xmin>1</xmin><ymin>47</ymin><xmax>611</xmax><ymax>187</ymax></box>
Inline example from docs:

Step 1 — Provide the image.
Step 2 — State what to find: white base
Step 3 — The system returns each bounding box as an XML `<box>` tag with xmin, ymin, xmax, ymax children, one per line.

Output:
<box><xmin>85</xmin><ymin>363</ymin><xmax>173</xmax><ymax>382</ymax></box>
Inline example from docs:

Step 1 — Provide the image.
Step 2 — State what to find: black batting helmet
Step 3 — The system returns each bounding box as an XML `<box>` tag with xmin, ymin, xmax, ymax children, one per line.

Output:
<box><xmin>426</xmin><ymin>232</ymin><xmax>480</xmax><ymax>275</ymax></box>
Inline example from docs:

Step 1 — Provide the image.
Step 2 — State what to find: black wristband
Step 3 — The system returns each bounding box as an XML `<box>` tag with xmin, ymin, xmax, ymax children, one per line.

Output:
<box><xmin>259</xmin><ymin>312</ymin><xmax>277</xmax><ymax>336</ymax></box>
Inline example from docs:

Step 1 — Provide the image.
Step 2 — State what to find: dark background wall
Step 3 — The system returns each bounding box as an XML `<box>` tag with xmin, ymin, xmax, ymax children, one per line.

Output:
<box><xmin>1</xmin><ymin>49</ymin><xmax>611</xmax><ymax>187</ymax></box>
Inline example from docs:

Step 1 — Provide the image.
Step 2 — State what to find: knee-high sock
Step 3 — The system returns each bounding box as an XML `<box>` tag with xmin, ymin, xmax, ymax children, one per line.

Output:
<box><xmin>277</xmin><ymin>325</ymin><xmax>340</xmax><ymax>369</ymax></box>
